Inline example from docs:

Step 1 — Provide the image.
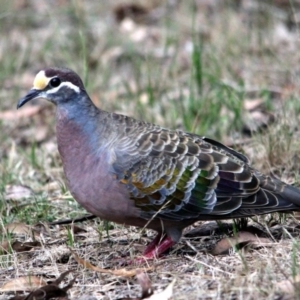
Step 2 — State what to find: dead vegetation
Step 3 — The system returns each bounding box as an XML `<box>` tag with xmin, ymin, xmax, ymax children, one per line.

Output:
<box><xmin>2</xmin><ymin>0</ymin><xmax>300</xmax><ymax>299</ymax></box>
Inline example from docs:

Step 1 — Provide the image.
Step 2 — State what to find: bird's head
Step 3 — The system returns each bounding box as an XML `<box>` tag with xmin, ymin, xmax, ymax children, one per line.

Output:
<box><xmin>17</xmin><ymin>68</ymin><xmax>85</xmax><ymax>109</ymax></box>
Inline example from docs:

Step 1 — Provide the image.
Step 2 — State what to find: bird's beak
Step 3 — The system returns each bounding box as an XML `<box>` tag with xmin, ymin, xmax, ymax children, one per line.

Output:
<box><xmin>17</xmin><ymin>89</ymin><xmax>41</xmax><ymax>109</ymax></box>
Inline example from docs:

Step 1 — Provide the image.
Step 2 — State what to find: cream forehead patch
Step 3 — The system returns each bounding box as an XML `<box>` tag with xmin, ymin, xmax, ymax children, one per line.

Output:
<box><xmin>33</xmin><ymin>70</ymin><xmax>50</xmax><ymax>90</ymax></box>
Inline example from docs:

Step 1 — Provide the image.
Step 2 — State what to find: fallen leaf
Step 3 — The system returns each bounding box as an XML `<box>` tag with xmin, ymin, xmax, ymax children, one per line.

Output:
<box><xmin>277</xmin><ymin>275</ymin><xmax>300</xmax><ymax>298</ymax></box>
<box><xmin>7</xmin><ymin>271</ymin><xmax>75</xmax><ymax>300</ymax></box>
<box><xmin>4</xmin><ymin>222</ymin><xmax>49</xmax><ymax>237</ymax></box>
<box><xmin>0</xmin><ymin>276</ymin><xmax>47</xmax><ymax>292</ymax></box>
<box><xmin>243</xmin><ymin>98</ymin><xmax>264</xmax><ymax>111</ymax></box>
<box><xmin>4</xmin><ymin>222</ymin><xmax>32</xmax><ymax>236</ymax></box>
<box><xmin>0</xmin><ymin>106</ymin><xmax>41</xmax><ymax>120</ymax></box>
<box><xmin>0</xmin><ymin>240</ymin><xmax>10</xmax><ymax>254</ymax></box>
<box><xmin>70</xmin><ymin>248</ymin><xmax>152</xmax><ymax>277</ymax></box>
<box><xmin>0</xmin><ymin>239</ymin><xmax>41</xmax><ymax>254</ymax></box>
<box><xmin>11</xmin><ymin>240</ymin><xmax>41</xmax><ymax>253</ymax></box>
<box><xmin>211</xmin><ymin>231</ymin><xmax>273</xmax><ymax>255</ymax></box>
<box><xmin>4</xmin><ymin>185</ymin><xmax>33</xmax><ymax>201</ymax></box>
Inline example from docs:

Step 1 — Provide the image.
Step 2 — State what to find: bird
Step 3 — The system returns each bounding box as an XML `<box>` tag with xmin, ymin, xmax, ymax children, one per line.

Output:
<box><xmin>17</xmin><ymin>67</ymin><xmax>300</xmax><ymax>260</ymax></box>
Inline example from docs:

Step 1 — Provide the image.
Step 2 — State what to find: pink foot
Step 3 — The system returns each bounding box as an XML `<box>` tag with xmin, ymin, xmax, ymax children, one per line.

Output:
<box><xmin>135</xmin><ymin>234</ymin><xmax>175</xmax><ymax>263</ymax></box>
<box><xmin>116</xmin><ymin>234</ymin><xmax>176</xmax><ymax>265</ymax></box>
<box><xmin>142</xmin><ymin>233</ymin><xmax>163</xmax><ymax>256</ymax></box>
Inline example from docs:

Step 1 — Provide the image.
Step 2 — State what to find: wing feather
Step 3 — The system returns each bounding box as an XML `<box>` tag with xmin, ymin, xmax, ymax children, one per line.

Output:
<box><xmin>110</xmin><ymin>115</ymin><xmax>297</xmax><ymax>221</ymax></box>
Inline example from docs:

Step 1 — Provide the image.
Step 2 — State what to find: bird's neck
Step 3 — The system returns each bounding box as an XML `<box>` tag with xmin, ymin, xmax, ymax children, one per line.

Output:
<box><xmin>55</xmin><ymin>100</ymin><xmax>109</xmax><ymax>158</ymax></box>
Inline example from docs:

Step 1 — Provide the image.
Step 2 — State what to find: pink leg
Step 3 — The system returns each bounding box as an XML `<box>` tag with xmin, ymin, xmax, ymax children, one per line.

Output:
<box><xmin>118</xmin><ymin>234</ymin><xmax>176</xmax><ymax>265</ymax></box>
<box><xmin>138</xmin><ymin>234</ymin><xmax>175</xmax><ymax>262</ymax></box>
<box><xmin>143</xmin><ymin>236</ymin><xmax>175</xmax><ymax>259</ymax></box>
<box><xmin>142</xmin><ymin>233</ymin><xmax>163</xmax><ymax>256</ymax></box>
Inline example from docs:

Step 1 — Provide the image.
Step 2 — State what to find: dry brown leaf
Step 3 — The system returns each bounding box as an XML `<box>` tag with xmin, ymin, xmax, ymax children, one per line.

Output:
<box><xmin>0</xmin><ymin>240</ymin><xmax>10</xmax><ymax>254</ymax></box>
<box><xmin>0</xmin><ymin>240</ymin><xmax>41</xmax><ymax>254</ymax></box>
<box><xmin>278</xmin><ymin>275</ymin><xmax>300</xmax><ymax>298</ymax></box>
<box><xmin>0</xmin><ymin>239</ymin><xmax>41</xmax><ymax>254</ymax></box>
<box><xmin>0</xmin><ymin>276</ymin><xmax>47</xmax><ymax>292</ymax></box>
<box><xmin>4</xmin><ymin>185</ymin><xmax>33</xmax><ymax>201</ymax></box>
<box><xmin>211</xmin><ymin>231</ymin><xmax>273</xmax><ymax>255</ymax></box>
<box><xmin>2</xmin><ymin>222</ymin><xmax>47</xmax><ymax>246</ymax></box>
<box><xmin>70</xmin><ymin>248</ymin><xmax>152</xmax><ymax>277</ymax></box>
<box><xmin>0</xmin><ymin>106</ymin><xmax>41</xmax><ymax>120</ymax></box>
<box><xmin>11</xmin><ymin>240</ymin><xmax>41</xmax><ymax>253</ymax></box>
<box><xmin>6</xmin><ymin>271</ymin><xmax>75</xmax><ymax>300</ymax></box>
<box><xmin>4</xmin><ymin>222</ymin><xmax>32</xmax><ymax>236</ymax></box>
<box><xmin>243</xmin><ymin>98</ymin><xmax>264</xmax><ymax>111</ymax></box>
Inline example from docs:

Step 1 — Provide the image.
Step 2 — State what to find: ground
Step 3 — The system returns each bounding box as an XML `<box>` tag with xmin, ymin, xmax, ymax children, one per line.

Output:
<box><xmin>1</xmin><ymin>0</ymin><xmax>300</xmax><ymax>299</ymax></box>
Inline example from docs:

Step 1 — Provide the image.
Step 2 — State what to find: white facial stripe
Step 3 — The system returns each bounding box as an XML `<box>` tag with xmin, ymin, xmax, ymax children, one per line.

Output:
<box><xmin>47</xmin><ymin>81</ymin><xmax>80</xmax><ymax>94</ymax></box>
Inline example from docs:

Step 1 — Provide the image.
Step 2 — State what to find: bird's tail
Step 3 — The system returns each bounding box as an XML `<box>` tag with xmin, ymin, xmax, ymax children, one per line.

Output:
<box><xmin>257</xmin><ymin>172</ymin><xmax>300</xmax><ymax>211</ymax></box>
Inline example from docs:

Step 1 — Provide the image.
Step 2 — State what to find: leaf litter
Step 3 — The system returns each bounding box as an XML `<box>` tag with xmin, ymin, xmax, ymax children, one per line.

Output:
<box><xmin>2</xmin><ymin>270</ymin><xmax>75</xmax><ymax>300</ymax></box>
<box><xmin>2</xmin><ymin>0</ymin><xmax>300</xmax><ymax>299</ymax></box>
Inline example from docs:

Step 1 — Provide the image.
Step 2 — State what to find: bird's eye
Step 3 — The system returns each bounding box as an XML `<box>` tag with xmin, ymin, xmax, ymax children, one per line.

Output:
<box><xmin>49</xmin><ymin>77</ymin><xmax>61</xmax><ymax>88</ymax></box>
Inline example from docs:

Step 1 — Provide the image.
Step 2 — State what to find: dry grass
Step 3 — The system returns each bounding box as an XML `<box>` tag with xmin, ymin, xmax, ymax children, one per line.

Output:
<box><xmin>2</xmin><ymin>0</ymin><xmax>300</xmax><ymax>299</ymax></box>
